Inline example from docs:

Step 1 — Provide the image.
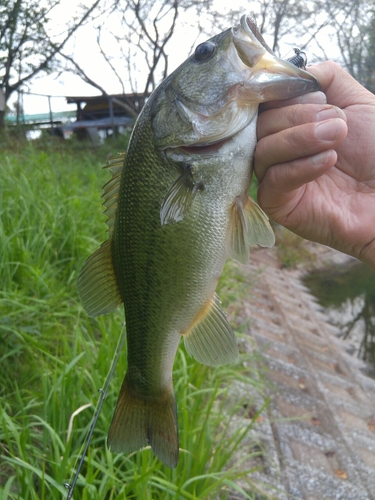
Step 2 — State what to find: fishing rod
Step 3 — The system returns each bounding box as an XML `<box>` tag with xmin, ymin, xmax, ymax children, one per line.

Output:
<box><xmin>63</xmin><ymin>323</ymin><xmax>127</xmax><ymax>500</ymax></box>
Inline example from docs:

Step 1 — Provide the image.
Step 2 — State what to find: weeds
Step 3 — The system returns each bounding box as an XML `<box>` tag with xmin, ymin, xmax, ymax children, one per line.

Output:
<box><xmin>1</xmin><ymin>141</ymin><xmax>270</xmax><ymax>499</ymax></box>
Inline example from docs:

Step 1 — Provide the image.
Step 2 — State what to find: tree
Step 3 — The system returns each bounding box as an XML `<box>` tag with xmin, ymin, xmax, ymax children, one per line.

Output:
<box><xmin>59</xmin><ymin>0</ymin><xmax>216</xmax><ymax>116</ymax></box>
<box><xmin>324</xmin><ymin>0</ymin><xmax>375</xmax><ymax>90</ymax></box>
<box><xmin>0</xmin><ymin>0</ymin><xmax>101</xmax><ymax>129</ymax></box>
<box><xmin>223</xmin><ymin>0</ymin><xmax>375</xmax><ymax>89</ymax></box>
<box><xmin>115</xmin><ymin>0</ymin><xmax>179</xmax><ymax>96</ymax></box>
<box><xmin>207</xmin><ymin>1</ymin><xmax>329</xmax><ymax>58</ymax></box>
<box><xmin>363</xmin><ymin>13</ymin><xmax>375</xmax><ymax>93</ymax></box>
<box><xmin>52</xmin><ymin>0</ymin><xmax>375</xmax><ymax>125</ymax></box>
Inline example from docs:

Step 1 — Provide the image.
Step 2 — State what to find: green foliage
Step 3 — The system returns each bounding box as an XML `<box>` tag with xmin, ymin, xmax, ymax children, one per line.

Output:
<box><xmin>275</xmin><ymin>227</ymin><xmax>316</xmax><ymax>269</ymax></box>
<box><xmin>303</xmin><ymin>261</ymin><xmax>375</xmax><ymax>307</ymax></box>
<box><xmin>0</xmin><ymin>0</ymin><xmax>50</xmax><ymax>76</ymax></box>
<box><xmin>0</xmin><ymin>143</ymin><xmax>271</xmax><ymax>499</ymax></box>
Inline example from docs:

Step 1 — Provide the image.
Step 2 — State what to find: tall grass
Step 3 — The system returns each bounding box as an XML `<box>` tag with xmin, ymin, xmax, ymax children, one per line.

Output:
<box><xmin>1</xmin><ymin>139</ymin><xmax>271</xmax><ymax>499</ymax></box>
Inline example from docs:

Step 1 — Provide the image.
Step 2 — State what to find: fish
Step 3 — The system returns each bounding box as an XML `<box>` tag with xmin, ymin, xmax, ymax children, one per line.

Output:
<box><xmin>77</xmin><ymin>14</ymin><xmax>319</xmax><ymax>468</ymax></box>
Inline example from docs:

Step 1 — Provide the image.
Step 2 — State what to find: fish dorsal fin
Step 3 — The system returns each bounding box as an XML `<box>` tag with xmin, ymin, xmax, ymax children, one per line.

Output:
<box><xmin>227</xmin><ymin>195</ymin><xmax>275</xmax><ymax>264</ymax></box>
<box><xmin>160</xmin><ymin>165</ymin><xmax>203</xmax><ymax>225</ymax></box>
<box><xmin>102</xmin><ymin>153</ymin><xmax>126</xmax><ymax>237</ymax></box>
<box><xmin>183</xmin><ymin>294</ymin><xmax>238</xmax><ymax>366</ymax></box>
<box><xmin>77</xmin><ymin>239</ymin><xmax>123</xmax><ymax>316</ymax></box>
<box><xmin>77</xmin><ymin>154</ymin><xmax>126</xmax><ymax>316</ymax></box>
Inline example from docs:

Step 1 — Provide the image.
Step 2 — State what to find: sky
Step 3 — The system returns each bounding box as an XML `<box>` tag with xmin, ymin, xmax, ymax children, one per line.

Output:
<box><xmin>9</xmin><ymin>2</ymin><xmax>258</xmax><ymax>115</ymax></box>
<box><xmin>16</xmin><ymin>0</ymin><xmax>234</xmax><ymax>115</ymax></box>
<box><xmin>15</xmin><ymin>1</ymin><xmax>340</xmax><ymax>117</ymax></box>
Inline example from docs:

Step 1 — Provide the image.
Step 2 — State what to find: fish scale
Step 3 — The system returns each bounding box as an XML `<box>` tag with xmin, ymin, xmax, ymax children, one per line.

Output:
<box><xmin>77</xmin><ymin>14</ymin><xmax>319</xmax><ymax>468</ymax></box>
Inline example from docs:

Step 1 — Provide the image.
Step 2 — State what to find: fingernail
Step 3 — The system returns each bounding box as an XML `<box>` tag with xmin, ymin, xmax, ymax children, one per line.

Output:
<box><xmin>315</xmin><ymin>120</ymin><xmax>340</xmax><ymax>141</ymax></box>
<box><xmin>311</xmin><ymin>150</ymin><xmax>331</xmax><ymax>166</ymax></box>
<box><xmin>298</xmin><ymin>91</ymin><xmax>327</xmax><ymax>105</ymax></box>
<box><xmin>316</xmin><ymin>106</ymin><xmax>341</xmax><ymax>121</ymax></box>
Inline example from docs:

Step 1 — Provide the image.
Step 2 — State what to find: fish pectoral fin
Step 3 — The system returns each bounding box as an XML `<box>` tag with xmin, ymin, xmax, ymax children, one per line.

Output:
<box><xmin>227</xmin><ymin>196</ymin><xmax>250</xmax><ymax>264</ymax></box>
<box><xmin>226</xmin><ymin>196</ymin><xmax>275</xmax><ymax>264</ymax></box>
<box><xmin>77</xmin><ymin>239</ymin><xmax>123</xmax><ymax>316</ymax></box>
<box><xmin>107</xmin><ymin>380</ymin><xmax>179</xmax><ymax>469</ymax></box>
<box><xmin>183</xmin><ymin>294</ymin><xmax>238</xmax><ymax>366</ymax></box>
<box><xmin>245</xmin><ymin>196</ymin><xmax>275</xmax><ymax>247</ymax></box>
<box><xmin>160</xmin><ymin>165</ymin><xmax>202</xmax><ymax>225</ymax></box>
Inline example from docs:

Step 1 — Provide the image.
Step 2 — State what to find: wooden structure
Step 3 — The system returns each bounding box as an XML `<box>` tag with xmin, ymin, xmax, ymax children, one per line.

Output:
<box><xmin>62</xmin><ymin>93</ymin><xmax>148</xmax><ymax>139</ymax></box>
<box><xmin>3</xmin><ymin>91</ymin><xmax>148</xmax><ymax>140</ymax></box>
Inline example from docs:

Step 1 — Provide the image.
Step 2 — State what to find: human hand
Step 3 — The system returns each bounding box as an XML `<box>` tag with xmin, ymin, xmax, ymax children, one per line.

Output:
<box><xmin>254</xmin><ymin>61</ymin><xmax>375</xmax><ymax>268</ymax></box>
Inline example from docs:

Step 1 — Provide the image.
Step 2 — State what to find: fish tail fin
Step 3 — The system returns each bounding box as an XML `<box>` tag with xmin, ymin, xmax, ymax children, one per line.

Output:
<box><xmin>107</xmin><ymin>379</ymin><xmax>179</xmax><ymax>468</ymax></box>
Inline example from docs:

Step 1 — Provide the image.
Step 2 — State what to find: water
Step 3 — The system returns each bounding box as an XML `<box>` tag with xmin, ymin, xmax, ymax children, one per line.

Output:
<box><xmin>303</xmin><ymin>261</ymin><xmax>375</xmax><ymax>376</ymax></box>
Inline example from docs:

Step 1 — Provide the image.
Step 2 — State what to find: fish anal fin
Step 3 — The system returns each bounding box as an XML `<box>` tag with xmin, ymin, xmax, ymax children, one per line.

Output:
<box><xmin>183</xmin><ymin>293</ymin><xmax>238</xmax><ymax>366</ymax></box>
<box><xmin>227</xmin><ymin>195</ymin><xmax>275</xmax><ymax>264</ymax></box>
<box><xmin>77</xmin><ymin>239</ymin><xmax>123</xmax><ymax>317</ymax></box>
<box><xmin>107</xmin><ymin>380</ymin><xmax>179</xmax><ymax>469</ymax></box>
<box><xmin>160</xmin><ymin>165</ymin><xmax>203</xmax><ymax>225</ymax></box>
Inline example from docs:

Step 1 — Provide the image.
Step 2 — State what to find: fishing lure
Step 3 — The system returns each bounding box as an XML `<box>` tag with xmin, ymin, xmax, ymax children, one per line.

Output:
<box><xmin>287</xmin><ymin>48</ymin><xmax>308</xmax><ymax>70</ymax></box>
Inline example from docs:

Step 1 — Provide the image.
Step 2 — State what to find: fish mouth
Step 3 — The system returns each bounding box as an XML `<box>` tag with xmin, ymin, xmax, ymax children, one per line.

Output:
<box><xmin>178</xmin><ymin>136</ymin><xmax>234</xmax><ymax>155</ymax></box>
<box><xmin>172</xmin><ymin>15</ymin><xmax>319</xmax><ymax>154</ymax></box>
<box><xmin>157</xmin><ymin>14</ymin><xmax>319</xmax><ymax>153</ymax></box>
<box><xmin>232</xmin><ymin>15</ymin><xmax>319</xmax><ymax>99</ymax></box>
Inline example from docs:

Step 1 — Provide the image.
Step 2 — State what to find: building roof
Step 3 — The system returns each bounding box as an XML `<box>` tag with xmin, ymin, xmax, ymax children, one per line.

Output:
<box><xmin>66</xmin><ymin>93</ymin><xmax>148</xmax><ymax>104</ymax></box>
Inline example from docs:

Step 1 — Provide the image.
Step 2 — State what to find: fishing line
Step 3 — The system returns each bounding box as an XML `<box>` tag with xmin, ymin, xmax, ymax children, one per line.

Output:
<box><xmin>63</xmin><ymin>322</ymin><xmax>127</xmax><ymax>500</ymax></box>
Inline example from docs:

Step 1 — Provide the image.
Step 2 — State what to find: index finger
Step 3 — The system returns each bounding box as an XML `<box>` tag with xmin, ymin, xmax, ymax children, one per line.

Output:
<box><xmin>308</xmin><ymin>61</ymin><xmax>375</xmax><ymax>108</ymax></box>
<box><xmin>257</xmin><ymin>103</ymin><xmax>347</xmax><ymax>140</ymax></box>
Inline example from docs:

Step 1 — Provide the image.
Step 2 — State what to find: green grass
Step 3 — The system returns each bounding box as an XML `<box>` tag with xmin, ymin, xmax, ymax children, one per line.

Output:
<box><xmin>0</xmin><ymin>139</ymin><xmax>272</xmax><ymax>499</ymax></box>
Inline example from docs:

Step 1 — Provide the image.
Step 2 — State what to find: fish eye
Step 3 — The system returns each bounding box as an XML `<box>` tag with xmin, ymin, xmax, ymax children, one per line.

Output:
<box><xmin>194</xmin><ymin>41</ymin><xmax>216</xmax><ymax>62</ymax></box>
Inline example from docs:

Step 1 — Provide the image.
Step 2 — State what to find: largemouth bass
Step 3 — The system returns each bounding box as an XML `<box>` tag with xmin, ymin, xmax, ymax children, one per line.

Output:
<box><xmin>78</xmin><ymin>15</ymin><xmax>319</xmax><ymax>468</ymax></box>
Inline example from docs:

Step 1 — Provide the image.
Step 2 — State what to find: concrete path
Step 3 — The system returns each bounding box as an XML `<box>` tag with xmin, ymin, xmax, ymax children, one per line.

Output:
<box><xmin>228</xmin><ymin>247</ymin><xmax>375</xmax><ymax>500</ymax></box>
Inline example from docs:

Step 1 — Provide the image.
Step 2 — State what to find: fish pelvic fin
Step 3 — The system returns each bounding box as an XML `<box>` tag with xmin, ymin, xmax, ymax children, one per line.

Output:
<box><xmin>183</xmin><ymin>293</ymin><xmax>238</xmax><ymax>366</ymax></box>
<box><xmin>107</xmin><ymin>380</ymin><xmax>179</xmax><ymax>469</ymax></box>
<box><xmin>227</xmin><ymin>195</ymin><xmax>275</xmax><ymax>264</ymax></box>
<box><xmin>77</xmin><ymin>154</ymin><xmax>126</xmax><ymax>316</ymax></box>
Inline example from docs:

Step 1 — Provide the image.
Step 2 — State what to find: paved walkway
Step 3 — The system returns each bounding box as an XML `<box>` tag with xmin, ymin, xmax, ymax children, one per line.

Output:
<box><xmin>229</xmin><ymin>247</ymin><xmax>375</xmax><ymax>500</ymax></box>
